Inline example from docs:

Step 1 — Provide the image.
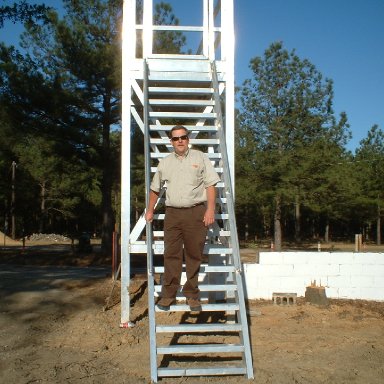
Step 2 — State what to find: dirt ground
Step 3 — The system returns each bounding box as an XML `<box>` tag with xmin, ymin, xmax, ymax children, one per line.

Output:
<box><xmin>1</xmin><ymin>243</ymin><xmax>384</xmax><ymax>384</ymax></box>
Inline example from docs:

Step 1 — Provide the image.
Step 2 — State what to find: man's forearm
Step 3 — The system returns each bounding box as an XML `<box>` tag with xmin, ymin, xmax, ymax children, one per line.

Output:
<box><xmin>206</xmin><ymin>185</ymin><xmax>216</xmax><ymax>211</ymax></box>
<box><xmin>147</xmin><ymin>190</ymin><xmax>159</xmax><ymax>212</ymax></box>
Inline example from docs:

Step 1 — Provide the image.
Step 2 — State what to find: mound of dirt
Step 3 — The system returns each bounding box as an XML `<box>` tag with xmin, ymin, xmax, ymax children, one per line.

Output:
<box><xmin>0</xmin><ymin>231</ymin><xmax>21</xmax><ymax>246</ymax></box>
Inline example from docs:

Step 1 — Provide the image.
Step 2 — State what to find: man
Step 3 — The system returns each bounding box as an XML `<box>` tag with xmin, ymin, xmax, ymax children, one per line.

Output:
<box><xmin>145</xmin><ymin>125</ymin><xmax>220</xmax><ymax>311</ymax></box>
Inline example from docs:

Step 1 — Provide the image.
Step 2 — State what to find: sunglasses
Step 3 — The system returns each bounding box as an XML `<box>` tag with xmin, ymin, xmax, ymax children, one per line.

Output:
<box><xmin>171</xmin><ymin>135</ymin><xmax>189</xmax><ymax>142</ymax></box>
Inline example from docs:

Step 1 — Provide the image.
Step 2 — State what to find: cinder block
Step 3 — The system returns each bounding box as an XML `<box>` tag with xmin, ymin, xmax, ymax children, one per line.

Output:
<box><xmin>292</xmin><ymin>264</ymin><xmax>317</xmax><ymax>275</ymax></box>
<box><xmin>243</xmin><ymin>263</ymin><xmax>258</xmax><ymax>274</ymax></box>
<box><xmin>280</xmin><ymin>276</ymin><xmax>306</xmax><ymax>289</ymax></box>
<box><xmin>257</xmin><ymin>264</ymin><xmax>294</xmax><ymax>277</ymax></box>
<box><xmin>339</xmin><ymin>264</ymin><xmax>364</xmax><ymax>275</ymax></box>
<box><xmin>338</xmin><ymin>287</ymin><xmax>361</xmax><ymax>299</ymax></box>
<box><xmin>327</xmin><ymin>275</ymin><xmax>351</xmax><ymax>288</ymax></box>
<box><xmin>255</xmin><ymin>276</ymin><xmax>282</xmax><ymax>289</ymax></box>
<box><xmin>350</xmin><ymin>275</ymin><xmax>374</xmax><ymax>288</ymax></box>
<box><xmin>359</xmin><ymin>288</ymin><xmax>384</xmax><ymax>301</ymax></box>
<box><xmin>354</xmin><ymin>253</ymin><xmax>384</xmax><ymax>264</ymax></box>
<box><xmin>272</xmin><ymin>292</ymin><xmax>297</xmax><ymax>305</ymax></box>
<box><xmin>325</xmin><ymin>287</ymin><xmax>339</xmax><ymax>299</ymax></box>
<box><xmin>282</xmin><ymin>252</ymin><xmax>309</xmax><ymax>264</ymax></box>
<box><xmin>278</xmin><ymin>285</ymin><xmax>306</xmax><ymax>297</ymax></box>
<box><xmin>332</xmin><ymin>253</ymin><xmax>358</xmax><ymax>264</ymax></box>
<box><xmin>247</xmin><ymin>264</ymin><xmax>286</xmax><ymax>278</ymax></box>
<box><xmin>373</xmin><ymin>276</ymin><xmax>384</xmax><ymax>288</ymax></box>
<box><xmin>362</xmin><ymin>265</ymin><xmax>384</xmax><ymax>276</ymax></box>
<box><xmin>259</xmin><ymin>252</ymin><xmax>285</xmax><ymax>265</ymax></box>
<box><xmin>259</xmin><ymin>291</ymin><xmax>274</xmax><ymax>300</ymax></box>
<box><xmin>251</xmin><ymin>288</ymin><xmax>273</xmax><ymax>300</ymax></box>
<box><xmin>306</xmin><ymin>253</ymin><xmax>335</xmax><ymax>264</ymax></box>
<box><xmin>243</xmin><ymin>274</ymin><xmax>258</xmax><ymax>291</ymax></box>
<box><xmin>292</xmin><ymin>263</ymin><xmax>339</xmax><ymax>277</ymax></box>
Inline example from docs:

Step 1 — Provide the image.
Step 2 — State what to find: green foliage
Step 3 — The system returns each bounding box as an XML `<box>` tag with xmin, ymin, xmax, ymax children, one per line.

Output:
<box><xmin>0</xmin><ymin>0</ymin><xmax>122</xmax><ymax>246</ymax></box>
<box><xmin>0</xmin><ymin>1</ymin><xmax>186</xmax><ymax>244</ymax></box>
<box><xmin>237</xmin><ymin>42</ymin><xmax>352</xmax><ymax>244</ymax></box>
<box><xmin>153</xmin><ymin>2</ymin><xmax>186</xmax><ymax>54</ymax></box>
<box><xmin>354</xmin><ymin>125</ymin><xmax>384</xmax><ymax>229</ymax></box>
<box><xmin>0</xmin><ymin>1</ymin><xmax>51</xmax><ymax>28</ymax></box>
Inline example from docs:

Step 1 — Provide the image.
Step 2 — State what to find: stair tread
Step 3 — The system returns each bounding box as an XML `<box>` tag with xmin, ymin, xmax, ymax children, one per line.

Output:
<box><xmin>149</xmin><ymin>87</ymin><xmax>213</xmax><ymax>94</ymax></box>
<box><xmin>156</xmin><ymin>323</ymin><xmax>242</xmax><ymax>333</ymax></box>
<box><xmin>149</xmin><ymin>124</ymin><xmax>217</xmax><ymax>132</ymax></box>
<box><xmin>157</xmin><ymin>366</ymin><xmax>247</xmax><ymax>377</ymax></box>
<box><xmin>153</xmin><ymin>264</ymin><xmax>236</xmax><ymax>273</ymax></box>
<box><xmin>151</xmin><ymin>152</ymin><xmax>221</xmax><ymax>158</ymax></box>
<box><xmin>149</xmin><ymin>111</ymin><xmax>216</xmax><ymax>117</ymax></box>
<box><xmin>155</xmin><ymin>303</ymin><xmax>239</xmax><ymax>312</ymax></box>
<box><xmin>157</xmin><ymin>343</ymin><xmax>245</xmax><ymax>354</ymax></box>
<box><xmin>149</xmin><ymin>99</ymin><xmax>214</xmax><ymax>106</ymax></box>
<box><xmin>150</xmin><ymin>138</ymin><xmax>219</xmax><ymax>145</ymax></box>
<box><xmin>154</xmin><ymin>284</ymin><xmax>238</xmax><ymax>292</ymax></box>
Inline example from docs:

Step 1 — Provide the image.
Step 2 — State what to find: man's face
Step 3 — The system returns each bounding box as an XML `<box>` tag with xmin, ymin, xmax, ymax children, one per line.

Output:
<box><xmin>170</xmin><ymin>129</ymin><xmax>189</xmax><ymax>156</ymax></box>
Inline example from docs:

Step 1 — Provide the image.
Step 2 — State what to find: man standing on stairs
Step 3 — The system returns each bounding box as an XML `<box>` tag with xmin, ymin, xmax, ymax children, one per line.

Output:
<box><xmin>145</xmin><ymin>125</ymin><xmax>220</xmax><ymax>311</ymax></box>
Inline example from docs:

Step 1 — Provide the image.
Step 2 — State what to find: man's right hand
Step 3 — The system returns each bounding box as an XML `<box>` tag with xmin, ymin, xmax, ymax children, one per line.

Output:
<box><xmin>145</xmin><ymin>210</ymin><xmax>154</xmax><ymax>223</ymax></box>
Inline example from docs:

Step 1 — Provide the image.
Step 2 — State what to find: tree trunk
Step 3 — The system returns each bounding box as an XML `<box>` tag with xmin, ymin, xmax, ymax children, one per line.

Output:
<box><xmin>245</xmin><ymin>205</ymin><xmax>249</xmax><ymax>241</ymax></box>
<box><xmin>135</xmin><ymin>196</ymin><xmax>139</xmax><ymax>222</ymax></box>
<box><xmin>324</xmin><ymin>219</ymin><xmax>329</xmax><ymax>243</ymax></box>
<box><xmin>39</xmin><ymin>181</ymin><xmax>46</xmax><ymax>233</ymax></box>
<box><xmin>11</xmin><ymin>161</ymin><xmax>16</xmax><ymax>239</ymax></box>
<box><xmin>274</xmin><ymin>195</ymin><xmax>282</xmax><ymax>251</ymax></box>
<box><xmin>377</xmin><ymin>203</ymin><xmax>381</xmax><ymax>245</ymax></box>
<box><xmin>294</xmin><ymin>194</ymin><xmax>301</xmax><ymax>242</ymax></box>
<box><xmin>100</xmin><ymin>93</ymin><xmax>115</xmax><ymax>255</ymax></box>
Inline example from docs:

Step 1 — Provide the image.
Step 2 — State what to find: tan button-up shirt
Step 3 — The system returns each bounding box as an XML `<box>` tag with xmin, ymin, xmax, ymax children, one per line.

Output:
<box><xmin>150</xmin><ymin>149</ymin><xmax>220</xmax><ymax>208</ymax></box>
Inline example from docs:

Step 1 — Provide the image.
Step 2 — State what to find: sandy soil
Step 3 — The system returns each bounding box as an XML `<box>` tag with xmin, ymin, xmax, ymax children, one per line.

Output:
<box><xmin>1</xmin><ymin>245</ymin><xmax>384</xmax><ymax>383</ymax></box>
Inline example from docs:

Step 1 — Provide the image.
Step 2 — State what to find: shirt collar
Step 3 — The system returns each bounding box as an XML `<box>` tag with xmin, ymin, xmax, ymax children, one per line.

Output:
<box><xmin>174</xmin><ymin>148</ymin><xmax>190</xmax><ymax>159</ymax></box>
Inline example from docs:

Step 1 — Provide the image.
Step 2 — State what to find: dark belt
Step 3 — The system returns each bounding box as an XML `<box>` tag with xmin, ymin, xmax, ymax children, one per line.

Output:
<box><xmin>167</xmin><ymin>202</ymin><xmax>205</xmax><ymax>209</ymax></box>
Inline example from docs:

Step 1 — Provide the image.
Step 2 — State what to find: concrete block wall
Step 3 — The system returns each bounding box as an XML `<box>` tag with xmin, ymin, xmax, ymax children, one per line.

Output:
<box><xmin>243</xmin><ymin>252</ymin><xmax>384</xmax><ymax>301</ymax></box>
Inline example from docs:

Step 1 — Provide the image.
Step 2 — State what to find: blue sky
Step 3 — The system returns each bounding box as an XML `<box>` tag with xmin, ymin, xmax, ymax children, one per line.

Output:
<box><xmin>2</xmin><ymin>0</ymin><xmax>384</xmax><ymax>152</ymax></box>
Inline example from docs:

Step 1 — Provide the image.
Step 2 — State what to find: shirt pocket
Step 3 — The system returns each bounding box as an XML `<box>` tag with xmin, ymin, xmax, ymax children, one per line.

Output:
<box><xmin>188</xmin><ymin>163</ymin><xmax>203</xmax><ymax>186</ymax></box>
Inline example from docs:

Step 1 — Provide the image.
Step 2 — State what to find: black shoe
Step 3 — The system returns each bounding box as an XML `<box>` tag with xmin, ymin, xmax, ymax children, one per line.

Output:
<box><xmin>157</xmin><ymin>303</ymin><xmax>172</xmax><ymax>311</ymax></box>
<box><xmin>187</xmin><ymin>297</ymin><xmax>202</xmax><ymax>311</ymax></box>
<box><xmin>157</xmin><ymin>298</ymin><xmax>175</xmax><ymax>311</ymax></box>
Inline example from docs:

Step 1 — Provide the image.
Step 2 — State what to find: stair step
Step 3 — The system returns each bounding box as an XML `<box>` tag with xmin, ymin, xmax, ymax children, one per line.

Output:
<box><xmin>157</xmin><ymin>343</ymin><xmax>244</xmax><ymax>355</ymax></box>
<box><xmin>149</xmin><ymin>99</ymin><xmax>214</xmax><ymax>106</ymax></box>
<box><xmin>155</xmin><ymin>303</ymin><xmax>239</xmax><ymax>312</ymax></box>
<box><xmin>152</xmin><ymin>228</ymin><xmax>230</xmax><ymax>236</ymax></box>
<box><xmin>154</xmin><ymin>197</ymin><xmax>226</xmax><ymax>204</ymax></box>
<box><xmin>147</xmin><ymin>57</ymin><xmax>211</xmax><ymax>72</ymax></box>
<box><xmin>157</xmin><ymin>366</ymin><xmax>247</xmax><ymax>377</ymax></box>
<box><xmin>149</xmin><ymin>111</ymin><xmax>216</xmax><ymax>119</ymax></box>
<box><xmin>129</xmin><ymin>243</ymin><xmax>233</xmax><ymax>254</ymax></box>
<box><xmin>153</xmin><ymin>213</ymin><xmax>228</xmax><ymax>220</ymax></box>
<box><xmin>154</xmin><ymin>265</ymin><xmax>236</xmax><ymax>274</ymax></box>
<box><xmin>150</xmin><ymin>138</ymin><xmax>219</xmax><ymax>145</ymax></box>
<box><xmin>147</xmin><ymin>54</ymin><xmax>207</xmax><ymax>60</ymax></box>
<box><xmin>148</xmin><ymin>87</ymin><xmax>213</xmax><ymax>95</ymax></box>
<box><xmin>156</xmin><ymin>323</ymin><xmax>242</xmax><ymax>333</ymax></box>
<box><xmin>148</xmin><ymin>72</ymin><xmax>211</xmax><ymax>82</ymax></box>
<box><xmin>151</xmin><ymin>152</ymin><xmax>221</xmax><ymax>159</ymax></box>
<box><xmin>154</xmin><ymin>284</ymin><xmax>237</xmax><ymax>293</ymax></box>
<box><xmin>149</xmin><ymin>124</ymin><xmax>217</xmax><ymax>132</ymax></box>
<box><xmin>151</xmin><ymin>167</ymin><xmax>224</xmax><ymax>174</ymax></box>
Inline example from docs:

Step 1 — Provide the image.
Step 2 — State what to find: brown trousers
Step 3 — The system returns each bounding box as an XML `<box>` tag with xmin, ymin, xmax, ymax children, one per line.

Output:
<box><xmin>161</xmin><ymin>204</ymin><xmax>207</xmax><ymax>299</ymax></box>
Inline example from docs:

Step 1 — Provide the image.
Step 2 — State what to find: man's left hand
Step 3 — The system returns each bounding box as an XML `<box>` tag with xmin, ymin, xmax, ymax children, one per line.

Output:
<box><xmin>203</xmin><ymin>208</ymin><xmax>215</xmax><ymax>227</ymax></box>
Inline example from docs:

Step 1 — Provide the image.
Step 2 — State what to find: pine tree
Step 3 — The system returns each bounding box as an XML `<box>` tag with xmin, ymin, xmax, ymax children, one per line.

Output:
<box><xmin>238</xmin><ymin>42</ymin><xmax>350</xmax><ymax>249</ymax></box>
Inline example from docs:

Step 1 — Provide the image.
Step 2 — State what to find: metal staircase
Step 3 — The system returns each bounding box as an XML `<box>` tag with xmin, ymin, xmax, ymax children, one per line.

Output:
<box><xmin>141</xmin><ymin>57</ymin><xmax>253</xmax><ymax>381</ymax></box>
<box><xmin>121</xmin><ymin>0</ymin><xmax>253</xmax><ymax>381</ymax></box>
